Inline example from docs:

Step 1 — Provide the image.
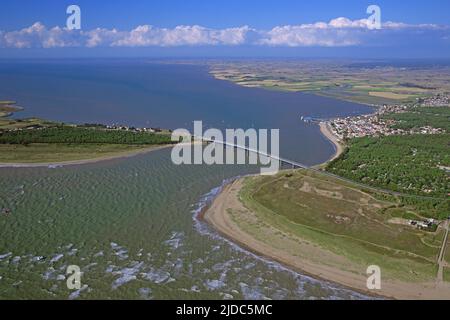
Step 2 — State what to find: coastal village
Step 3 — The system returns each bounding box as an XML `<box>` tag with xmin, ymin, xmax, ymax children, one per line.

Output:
<box><xmin>326</xmin><ymin>94</ymin><xmax>449</xmax><ymax>141</ymax></box>
<box><xmin>320</xmin><ymin>93</ymin><xmax>450</xmax><ymax>232</ymax></box>
<box><xmin>104</xmin><ymin>124</ymin><xmax>168</xmax><ymax>134</ymax></box>
<box><xmin>0</xmin><ymin>119</ymin><xmax>169</xmax><ymax>134</ymax></box>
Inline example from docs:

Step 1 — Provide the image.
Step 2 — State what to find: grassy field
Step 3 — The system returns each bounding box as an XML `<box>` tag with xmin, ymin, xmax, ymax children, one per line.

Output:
<box><xmin>238</xmin><ymin>170</ymin><xmax>444</xmax><ymax>283</ymax></box>
<box><xmin>0</xmin><ymin>143</ymin><xmax>159</xmax><ymax>164</ymax></box>
<box><xmin>445</xmin><ymin>236</ymin><xmax>450</xmax><ymax>265</ymax></box>
<box><xmin>442</xmin><ymin>230</ymin><xmax>450</xmax><ymax>282</ymax></box>
<box><xmin>368</xmin><ymin>91</ymin><xmax>413</xmax><ymax>100</ymax></box>
<box><xmin>444</xmin><ymin>268</ymin><xmax>450</xmax><ymax>283</ymax></box>
<box><xmin>0</xmin><ymin>117</ymin><xmax>61</xmax><ymax>130</ymax></box>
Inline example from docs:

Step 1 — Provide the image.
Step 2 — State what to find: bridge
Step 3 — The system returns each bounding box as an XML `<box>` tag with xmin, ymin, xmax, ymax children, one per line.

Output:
<box><xmin>199</xmin><ymin>137</ymin><xmax>309</xmax><ymax>170</ymax></box>
<box><xmin>198</xmin><ymin>136</ymin><xmax>445</xmax><ymax>201</ymax></box>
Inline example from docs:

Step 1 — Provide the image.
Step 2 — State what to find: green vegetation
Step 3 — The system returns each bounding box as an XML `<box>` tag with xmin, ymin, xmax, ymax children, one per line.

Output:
<box><xmin>239</xmin><ymin>170</ymin><xmax>443</xmax><ymax>282</ymax></box>
<box><xmin>445</xmin><ymin>237</ymin><xmax>450</xmax><ymax>265</ymax></box>
<box><xmin>0</xmin><ymin>126</ymin><xmax>173</xmax><ymax>145</ymax></box>
<box><xmin>327</xmin><ymin>103</ymin><xmax>449</xmax><ymax>218</ymax></box>
<box><xmin>444</xmin><ymin>268</ymin><xmax>450</xmax><ymax>283</ymax></box>
<box><xmin>381</xmin><ymin>106</ymin><xmax>450</xmax><ymax>132</ymax></box>
<box><xmin>326</xmin><ymin>134</ymin><xmax>449</xmax><ymax>218</ymax></box>
<box><xmin>0</xmin><ymin>117</ymin><xmax>61</xmax><ymax>131</ymax></box>
<box><xmin>0</xmin><ymin>108</ymin><xmax>174</xmax><ymax>163</ymax></box>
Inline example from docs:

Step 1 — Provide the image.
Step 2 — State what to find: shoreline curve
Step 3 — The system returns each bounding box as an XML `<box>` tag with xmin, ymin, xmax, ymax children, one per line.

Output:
<box><xmin>202</xmin><ymin>178</ymin><xmax>450</xmax><ymax>300</ymax></box>
<box><xmin>318</xmin><ymin>121</ymin><xmax>345</xmax><ymax>165</ymax></box>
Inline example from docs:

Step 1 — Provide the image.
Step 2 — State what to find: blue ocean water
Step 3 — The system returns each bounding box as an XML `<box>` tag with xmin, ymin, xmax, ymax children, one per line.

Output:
<box><xmin>0</xmin><ymin>59</ymin><xmax>372</xmax><ymax>165</ymax></box>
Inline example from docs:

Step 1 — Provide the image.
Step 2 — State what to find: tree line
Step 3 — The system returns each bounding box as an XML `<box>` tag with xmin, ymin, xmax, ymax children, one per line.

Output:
<box><xmin>0</xmin><ymin>126</ymin><xmax>175</xmax><ymax>145</ymax></box>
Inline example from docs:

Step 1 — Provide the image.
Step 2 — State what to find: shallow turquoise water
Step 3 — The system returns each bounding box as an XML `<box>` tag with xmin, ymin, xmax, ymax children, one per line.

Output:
<box><xmin>0</xmin><ymin>149</ymin><xmax>368</xmax><ymax>299</ymax></box>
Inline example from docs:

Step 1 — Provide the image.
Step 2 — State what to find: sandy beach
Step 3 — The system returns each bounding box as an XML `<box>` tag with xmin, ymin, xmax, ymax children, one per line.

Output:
<box><xmin>203</xmin><ymin>179</ymin><xmax>450</xmax><ymax>300</ymax></box>
<box><xmin>319</xmin><ymin>121</ymin><xmax>344</xmax><ymax>163</ymax></box>
<box><xmin>0</xmin><ymin>144</ymin><xmax>173</xmax><ymax>168</ymax></box>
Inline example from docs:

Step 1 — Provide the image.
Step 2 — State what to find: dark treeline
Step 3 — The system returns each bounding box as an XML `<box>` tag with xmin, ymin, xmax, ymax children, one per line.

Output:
<box><xmin>327</xmin><ymin>134</ymin><xmax>449</xmax><ymax>197</ymax></box>
<box><xmin>381</xmin><ymin>106</ymin><xmax>450</xmax><ymax>132</ymax></box>
<box><xmin>327</xmin><ymin>134</ymin><xmax>449</xmax><ymax>218</ymax></box>
<box><xmin>0</xmin><ymin>127</ymin><xmax>174</xmax><ymax>145</ymax></box>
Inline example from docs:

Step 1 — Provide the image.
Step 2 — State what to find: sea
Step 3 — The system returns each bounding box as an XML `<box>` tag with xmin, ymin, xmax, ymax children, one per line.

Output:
<box><xmin>0</xmin><ymin>59</ymin><xmax>373</xmax><ymax>299</ymax></box>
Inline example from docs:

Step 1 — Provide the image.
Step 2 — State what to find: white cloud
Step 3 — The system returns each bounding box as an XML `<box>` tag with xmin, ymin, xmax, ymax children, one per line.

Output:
<box><xmin>259</xmin><ymin>25</ymin><xmax>362</xmax><ymax>47</ymax></box>
<box><xmin>258</xmin><ymin>18</ymin><xmax>450</xmax><ymax>47</ymax></box>
<box><xmin>3</xmin><ymin>22</ymin><xmax>45</xmax><ymax>48</ymax></box>
<box><xmin>0</xmin><ymin>18</ymin><xmax>448</xmax><ymax>49</ymax></box>
<box><xmin>257</xmin><ymin>18</ymin><xmax>372</xmax><ymax>47</ymax></box>
<box><xmin>85</xmin><ymin>28</ymin><xmax>123</xmax><ymax>48</ymax></box>
<box><xmin>329</xmin><ymin>17</ymin><xmax>371</xmax><ymax>28</ymax></box>
<box><xmin>1</xmin><ymin>22</ymin><xmax>85</xmax><ymax>48</ymax></box>
<box><xmin>111</xmin><ymin>25</ymin><xmax>251</xmax><ymax>47</ymax></box>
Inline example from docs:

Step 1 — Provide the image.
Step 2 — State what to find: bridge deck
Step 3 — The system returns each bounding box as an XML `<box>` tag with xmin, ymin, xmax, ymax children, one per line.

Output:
<box><xmin>201</xmin><ymin>137</ymin><xmax>308</xmax><ymax>169</ymax></box>
<box><xmin>199</xmin><ymin>137</ymin><xmax>443</xmax><ymax>201</ymax></box>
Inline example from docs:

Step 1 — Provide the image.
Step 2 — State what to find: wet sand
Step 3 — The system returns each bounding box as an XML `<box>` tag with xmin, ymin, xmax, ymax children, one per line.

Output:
<box><xmin>319</xmin><ymin>122</ymin><xmax>344</xmax><ymax>163</ymax></box>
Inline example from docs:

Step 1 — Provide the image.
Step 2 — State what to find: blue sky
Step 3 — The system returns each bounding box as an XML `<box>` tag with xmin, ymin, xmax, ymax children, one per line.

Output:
<box><xmin>1</xmin><ymin>0</ymin><xmax>449</xmax><ymax>58</ymax></box>
<box><xmin>2</xmin><ymin>0</ymin><xmax>450</xmax><ymax>30</ymax></box>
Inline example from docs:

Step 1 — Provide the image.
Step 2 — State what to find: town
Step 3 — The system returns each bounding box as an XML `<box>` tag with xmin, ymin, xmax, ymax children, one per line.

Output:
<box><xmin>327</xmin><ymin>94</ymin><xmax>449</xmax><ymax>141</ymax></box>
<box><xmin>0</xmin><ymin>119</ymin><xmax>170</xmax><ymax>134</ymax></box>
<box><xmin>104</xmin><ymin>124</ymin><xmax>167</xmax><ymax>133</ymax></box>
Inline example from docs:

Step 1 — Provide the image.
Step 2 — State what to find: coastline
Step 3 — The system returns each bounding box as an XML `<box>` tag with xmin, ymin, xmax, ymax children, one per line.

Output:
<box><xmin>0</xmin><ymin>144</ymin><xmax>173</xmax><ymax>168</ymax></box>
<box><xmin>318</xmin><ymin>121</ymin><xmax>345</xmax><ymax>164</ymax></box>
<box><xmin>202</xmin><ymin>179</ymin><xmax>450</xmax><ymax>300</ymax></box>
<box><xmin>202</xmin><ymin>180</ymin><xmax>380</xmax><ymax>299</ymax></box>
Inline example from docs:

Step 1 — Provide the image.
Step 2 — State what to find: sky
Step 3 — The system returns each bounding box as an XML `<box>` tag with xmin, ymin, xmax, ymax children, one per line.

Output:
<box><xmin>0</xmin><ymin>0</ymin><xmax>449</xmax><ymax>58</ymax></box>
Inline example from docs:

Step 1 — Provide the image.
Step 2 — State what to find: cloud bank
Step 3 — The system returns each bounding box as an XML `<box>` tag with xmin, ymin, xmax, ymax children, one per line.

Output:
<box><xmin>1</xmin><ymin>17</ymin><xmax>448</xmax><ymax>49</ymax></box>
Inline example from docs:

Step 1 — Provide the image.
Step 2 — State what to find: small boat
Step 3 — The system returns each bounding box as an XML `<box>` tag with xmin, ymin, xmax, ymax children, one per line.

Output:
<box><xmin>301</xmin><ymin>116</ymin><xmax>314</xmax><ymax>123</ymax></box>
